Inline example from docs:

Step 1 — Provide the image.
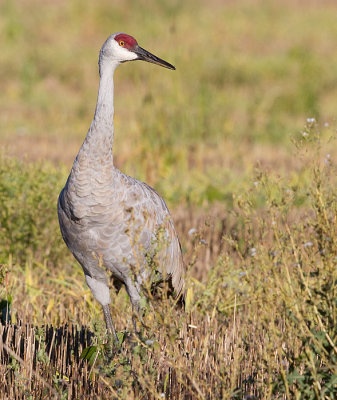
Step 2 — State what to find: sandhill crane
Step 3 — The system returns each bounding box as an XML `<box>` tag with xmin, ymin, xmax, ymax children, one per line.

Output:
<box><xmin>58</xmin><ymin>33</ymin><xmax>185</xmax><ymax>344</ymax></box>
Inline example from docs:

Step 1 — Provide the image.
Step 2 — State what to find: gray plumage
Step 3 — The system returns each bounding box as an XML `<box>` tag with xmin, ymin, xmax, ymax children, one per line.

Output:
<box><xmin>57</xmin><ymin>32</ymin><xmax>184</xmax><ymax>341</ymax></box>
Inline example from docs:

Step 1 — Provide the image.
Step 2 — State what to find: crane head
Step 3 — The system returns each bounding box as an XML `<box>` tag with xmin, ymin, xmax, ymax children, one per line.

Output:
<box><xmin>99</xmin><ymin>33</ymin><xmax>175</xmax><ymax>71</ymax></box>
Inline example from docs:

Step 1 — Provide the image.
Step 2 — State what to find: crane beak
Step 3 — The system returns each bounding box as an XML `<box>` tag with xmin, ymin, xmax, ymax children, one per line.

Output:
<box><xmin>134</xmin><ymin>45</ymin><xmax>175</xmax><ymax>70</ymax></box>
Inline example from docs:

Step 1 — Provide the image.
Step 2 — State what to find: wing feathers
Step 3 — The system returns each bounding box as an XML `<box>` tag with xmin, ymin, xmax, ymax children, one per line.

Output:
<box><xmin>60</xmin><ymin>170</ymin><xmax>185</xmax><ymax>297</ymax></box>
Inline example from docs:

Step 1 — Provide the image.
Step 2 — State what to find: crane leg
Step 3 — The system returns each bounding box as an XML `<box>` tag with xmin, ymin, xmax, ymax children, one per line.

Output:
<box><xmin>125</xmin><ymin>278</ymin><xmax>149</xmax><ymax>335</ymax></box>
<box><xmin>102</xmin><ymin>304</ymin><xmax>119</xmax><ymax>345</ymax></box>
<box><xmin>85</xmin><ymin>275</ymin><xmax>119</xmax><ymax>345</ymax></box>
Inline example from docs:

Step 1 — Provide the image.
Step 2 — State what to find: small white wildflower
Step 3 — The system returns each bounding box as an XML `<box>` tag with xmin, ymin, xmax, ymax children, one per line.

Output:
<box><xmin>253</xmin><ymin>181</ymin><xmax>259</xmax><ymax>187</ymax></box>
<box><xmin>325</xmin><ymin>154</ymin><xmax>331</xmax><ymax>165</ymax></box>
<box><xmin>239</xmin><ymin>271</ymin><xmax>247</xmax><ymax>277</ymax></box>
<box><xmin>286</xmin><ymin>189</ymin><xmax>291</xmax><ymax>194</ymax></box>
<box><xmin>324</xmin><ymin>158</ymin><xmax>330</xmax><ymax>166</ymax></box>
<box><xmin>324</xmin><ymin>122</ymin><xmax>329</xmax><ymax>127</ymax></box>
<box><xmin>188</xmin><ymin>228</ymin><xmax>197</xmax><ymax>236</ymax></box>
<box><xmin>199</xmin><ymin>239</ymin><xmax>207</xmax><ymax>245</ymax></box>
<box><xmin>250</xmin><ymin>247</ymin><xmax>257</xmax><ymax>256</ymax></box>
<box><xmin>307</xmin><ymin>117</ymin><xmax>315</xmax><ymax>124</ymax></box>
<box><xmin>302</xmin><ymin>131</ymin><xmax>308</xmax><ymax>137</ymax></box>
<box><xmin>304</xmin><ymin>241</ymin><xmax>313</xmax><ymax>247</ymax></box>
<box><xmin>272</xmin><ymin>221</ymin><xmax>276</xmax><ymax>226</ymax></box>
<box><xmin>160</xmin><ymin>393</ymin><xmax>165</xmax><ymax>398</ymax></box>
<box><xmin>145</xmin><ymin>339</ymin><xmax>154</xmax><ymax>346</ymax></box>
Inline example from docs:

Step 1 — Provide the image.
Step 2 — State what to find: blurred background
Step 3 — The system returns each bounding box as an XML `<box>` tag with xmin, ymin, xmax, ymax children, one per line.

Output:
<box><xmin>2</xmin><ymin>0</ymin><xmax>337</xmax><ymax>208</ymax></box>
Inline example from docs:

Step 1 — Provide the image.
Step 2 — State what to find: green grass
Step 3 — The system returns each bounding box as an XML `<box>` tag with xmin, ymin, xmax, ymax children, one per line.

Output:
<box><xmin>1</xmin><ymin>0</ymin><xmax>337</xmax><ymax>398</ymax></box>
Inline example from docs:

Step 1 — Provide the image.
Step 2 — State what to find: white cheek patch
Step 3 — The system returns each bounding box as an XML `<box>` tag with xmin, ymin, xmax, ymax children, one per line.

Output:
<box><xmin>112</xmin><ymin>42</ymin><xmax>138</xmax><ymax>62</ymax></box>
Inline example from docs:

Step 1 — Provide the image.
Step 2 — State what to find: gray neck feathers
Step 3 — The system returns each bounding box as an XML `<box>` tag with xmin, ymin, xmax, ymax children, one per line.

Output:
<box><xmin>73</xmin><ymin>61</ymin><xmax>118</xmax><ymax>173</ymax></box>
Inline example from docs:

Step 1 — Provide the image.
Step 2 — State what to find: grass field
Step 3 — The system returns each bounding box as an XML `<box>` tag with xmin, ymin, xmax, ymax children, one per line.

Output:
<box><xmin>0</xmin><ymin>0</ymin><xmax>337</xmax><ymax>398</ymax></box>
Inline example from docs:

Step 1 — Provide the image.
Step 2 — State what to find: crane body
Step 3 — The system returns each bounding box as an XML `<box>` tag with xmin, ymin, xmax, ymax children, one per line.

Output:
<box><xmin>58</xmin><ymin>33</ymin><xmax>184</xmax><ymax>342</ymax></box>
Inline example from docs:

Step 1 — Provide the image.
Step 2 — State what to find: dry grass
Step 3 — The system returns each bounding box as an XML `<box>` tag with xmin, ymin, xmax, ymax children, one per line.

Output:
<box><xmin>1</xmin><ymin>136</ymin><xmax>336</xmax><ymax>398</ymax></box>
<box><xmin>0</xmin><ymin>313</ymin><xmax>267</xmax><ymax>399</ymax></box>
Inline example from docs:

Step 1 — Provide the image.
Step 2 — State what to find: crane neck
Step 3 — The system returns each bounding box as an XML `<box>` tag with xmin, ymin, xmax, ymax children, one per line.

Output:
<box><xmin>73</xmin><ymin>62</ymin><xmax>118</xmax><ymax>173</ymax></box>
<box><xmin>94</xmin><ymin>62</ymin><xmax>117</xmax><ymax>127</ymax></box>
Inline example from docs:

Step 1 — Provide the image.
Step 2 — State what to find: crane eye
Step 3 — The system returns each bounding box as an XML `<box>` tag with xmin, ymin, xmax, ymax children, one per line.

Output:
<box><xmin>119</xmin><ymin>40</ymin><xmax>125</xmax><ymax>47</ymax></box>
